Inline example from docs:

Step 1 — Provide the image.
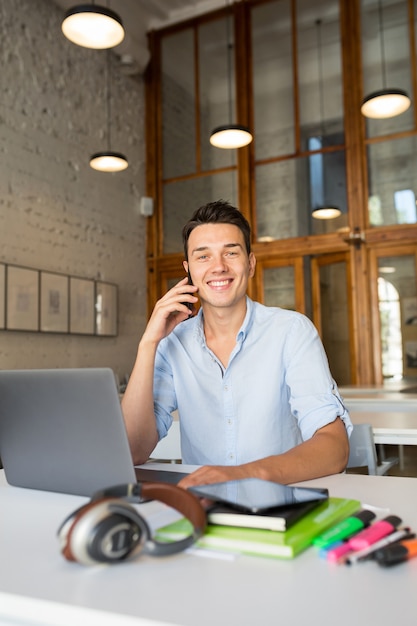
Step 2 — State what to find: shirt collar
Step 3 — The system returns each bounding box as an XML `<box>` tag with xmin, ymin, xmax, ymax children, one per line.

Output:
<box><xmin>238</xmin><ymin>296</ymin><xmax>253</xmax><ymax>342</ymax></box>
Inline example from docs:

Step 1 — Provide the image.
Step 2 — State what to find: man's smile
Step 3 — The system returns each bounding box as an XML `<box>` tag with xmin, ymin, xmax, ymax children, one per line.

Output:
<box><xmin>207</xmin><ymin>279</ymin><xmax>233</xmax><ymax>288</ymax></box>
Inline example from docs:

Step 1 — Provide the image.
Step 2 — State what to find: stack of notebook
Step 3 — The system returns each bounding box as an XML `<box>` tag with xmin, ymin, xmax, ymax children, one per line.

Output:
<box><xmin>157</xmin><ymin>496</ymin><xmax>361</xmax><ymax>560</ymax></box>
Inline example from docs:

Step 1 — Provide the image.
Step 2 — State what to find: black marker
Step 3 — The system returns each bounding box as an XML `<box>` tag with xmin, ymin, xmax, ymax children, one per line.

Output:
<box><xmin>374</xmin><ymin>537</ymin><xmax>417</xmax><ymax>567</ymax></box>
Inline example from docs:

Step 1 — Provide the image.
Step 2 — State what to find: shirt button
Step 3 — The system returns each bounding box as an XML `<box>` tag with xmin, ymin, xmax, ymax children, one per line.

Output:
<box><xmin>224</xmin><ymin>385</ymin><xmax>228</xmax><ymax>391</ymax></box>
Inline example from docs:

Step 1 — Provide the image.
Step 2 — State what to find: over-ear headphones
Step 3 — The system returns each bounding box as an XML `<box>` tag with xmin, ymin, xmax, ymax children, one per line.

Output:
<box><xmin>57</xmin><ymin>482</ymin><xmax>206</xmax><ymax>565</ymax></box>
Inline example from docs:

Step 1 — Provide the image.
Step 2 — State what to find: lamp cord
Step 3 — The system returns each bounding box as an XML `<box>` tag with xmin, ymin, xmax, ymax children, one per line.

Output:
<box><xmin>378</xmin><ymin>0</ymin><xmax>388</xmax><ymax>89</ymax></box>
<box><xmin>316</xmin><ymin>19</ymin><xmax>325</xmax><ymax>138</ymax></box>
<box><xmin>226</xmin><ymin>3</ymin><xmax>233</xmax><ymax>125</ymax></box>
<box><xmin>226</xmin><ymin>1</ymin><xmax>236</xmax><ymax>193</ymax></box>
<box><xmin>106</xmin><ymin>49</ymin><xmax>112</xmax><ymax>151</ymax></box>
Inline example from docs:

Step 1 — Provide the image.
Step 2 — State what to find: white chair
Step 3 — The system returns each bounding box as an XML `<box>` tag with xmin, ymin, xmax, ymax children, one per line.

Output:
<box><xmin>149</xmin><ymin>420</ymin><xmax>182</xmax><ymax>464</ymax></box>
<box><xmin>347</xmin><ymin>423</ymin><xmax>399</xmax><ymax>476</ymax></box>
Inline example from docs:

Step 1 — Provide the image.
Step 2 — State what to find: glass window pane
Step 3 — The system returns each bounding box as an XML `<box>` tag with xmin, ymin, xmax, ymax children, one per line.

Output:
<box><xmin>378</xmin><ymin>255</ymin><xmax>417</xmax><ymax>379</ymax></box>
<box><xmin>252</xmin><ymin>0</ymin><xmax>294</xmax><ymax>159</ymax></box>
<box><xmin>263</xmin><ymin>266</ymin><xmax>295</xmax><ymax>309</ymax></box>
<box><xmin>256</xmin><ymin>160</ymin><xmax>302</xmax><ymax>241</ymax></box>
<box><xmin>255</xmin><ymin>150</ymin><xmax>348</xmax><ymax>241</ymax></box>
<box><xmin>367</xmin><ymin>136</ymin><xmax>417</xmax><ymax>226</ymax></box>
<box><xmin>361</xmin><ymin>0</ymin><xmax>413</xmax><ymax>138</ymax></box>
<box><xmin>199</xmin><ymin>17</ymin><xmax>237</xmax><ymax>171</ymax></box>
<box><xmin>163</xmin><ymin>171</ymin><xmax>238</xmax><ymax>254</ymax></box>
<box><xmin>161</xmin><ymin>30</ymin><xmax>196</xmax><ymax>178</ymax></box>
<box><xmin>318</xmin><ymin>261</ymin><xmax>351</xmax><ymax>385</ymax></box>
<box><xmin>297</xmin><ymin>1</ymin><xmax>344</xmax><ymax>151</ymax></box>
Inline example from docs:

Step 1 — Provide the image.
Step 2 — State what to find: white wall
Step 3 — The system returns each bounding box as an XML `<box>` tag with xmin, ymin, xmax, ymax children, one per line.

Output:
<box><xmin>0</xmin><ymin>0</ymin><xmax>148</xmax><ymax>382</ymax></box>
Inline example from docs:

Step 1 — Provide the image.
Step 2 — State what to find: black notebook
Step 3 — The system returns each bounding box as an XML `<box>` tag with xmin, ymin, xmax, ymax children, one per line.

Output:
<box><xmin>207</xmin><ymin>499</ymin><xmax>324</xmax><ymax>532</ymax></box>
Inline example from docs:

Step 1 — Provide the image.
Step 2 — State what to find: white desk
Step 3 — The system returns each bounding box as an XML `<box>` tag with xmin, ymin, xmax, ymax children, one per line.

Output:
<box><xmin>349</xmin><ymin>411</ymin><xmax>417</xmax><ymax>447</ymax></box>
<box><xmin>1</xmin><ymin>466</ymin><xmax>417</xmax><ymax>626</ymax></box>
<box><xmin>345</xmin><ymin>397</ymin><xmax>417</xmax><ymax>413</ymax></box>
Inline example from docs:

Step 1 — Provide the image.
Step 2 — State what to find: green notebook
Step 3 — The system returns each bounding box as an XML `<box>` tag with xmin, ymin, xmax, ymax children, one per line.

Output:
<box><xmin>156</xmin><ymin>497</ymin><xmax>361</xmax><ymax>559</ymax></box>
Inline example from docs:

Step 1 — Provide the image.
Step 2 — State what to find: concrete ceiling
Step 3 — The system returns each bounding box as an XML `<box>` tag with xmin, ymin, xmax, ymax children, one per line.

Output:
<box><xmin>52</xmin><ymin>0</ymin><xmax>225</xmax><ymax>74</ymax></box>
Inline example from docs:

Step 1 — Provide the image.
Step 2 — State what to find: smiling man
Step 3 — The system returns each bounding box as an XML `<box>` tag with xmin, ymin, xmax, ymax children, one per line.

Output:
<box><xmin>122</xmin><ymin>200</ymin><xmax>352</xmax><ymax>488</ymax></box>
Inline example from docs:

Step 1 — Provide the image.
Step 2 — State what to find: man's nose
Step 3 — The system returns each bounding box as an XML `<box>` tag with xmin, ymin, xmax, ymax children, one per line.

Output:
<box><xmin>210</xmin><ymin>255</ymin><xmax>228</xmax><ymax>272</ymax></box>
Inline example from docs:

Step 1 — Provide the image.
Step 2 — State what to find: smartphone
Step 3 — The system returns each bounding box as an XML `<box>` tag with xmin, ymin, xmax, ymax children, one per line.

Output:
<box><xmin>189</xmin><ymin>478</ymin><xmax>328</xmax><ymax>514</ymax></box>
<box><xmin>181</xmin><ymin>271</ymin><xmax>195</xmax><ymax>312</ymax></box>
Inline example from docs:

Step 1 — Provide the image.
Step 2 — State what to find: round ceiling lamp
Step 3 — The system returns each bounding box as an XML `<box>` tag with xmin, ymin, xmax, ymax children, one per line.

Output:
<box><xmin>210</xmin><ymin>124</ymin><xmax>253</xmax><ymax>149</ymax></box>
<box><xmin>310</xmin><ymin>20</ymin><xmax>342</xmax><ymax>222</ymax></box>
<box><xmin>90</xmin><ymin>50</ymin><xmax>128</xmax><ymax>173</ymax></box>
<box><xmin>312</xmin><ymin>206</ymin><xmax>342</xmax><ymax>220</ymax></box>
<box><xmin>361</xmin><ymin>0</ymin><xmax>411</xmax><ymax>120</ymax></box>
<box><xmin>62</xmin><ymin>4</ymin><xmax>125</xmax><ymax>49</ymax></box>
<box><xmin>209</xmin><ymin>2</ymin><xmax>253</xmax><ymax>150</ymax></box>
<box><xmin>361</xmin><ymin>88</ymin><xmax>411</xmax><ymax>119</ymax></box>
<box><xmin>89</xmin><ymin>151</ymin><xmax>128</xmax><ymax>172</ymax></box>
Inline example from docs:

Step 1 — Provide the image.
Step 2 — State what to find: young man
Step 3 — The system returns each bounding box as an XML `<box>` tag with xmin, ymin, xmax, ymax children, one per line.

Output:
<box><xmin>122</xmin><ymin>200</ymin><xmax>351</xmax><ymax>488</ymax></box>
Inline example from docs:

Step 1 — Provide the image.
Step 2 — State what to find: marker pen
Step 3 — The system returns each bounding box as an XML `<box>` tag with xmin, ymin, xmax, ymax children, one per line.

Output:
<box><xmin>375</xmin><ymin>538</ymin><xmax>417</xmax><ymax>567</ymax></box>
<box><xmin>348</xmin><ymin>515</ymin><xmax>402</xmax><ymax>551</ymax></box>
<box><xmin>326</xmin><ymin>541</ymin><xmax>354</xmax><ymax>563</ymax></box>
<box><xmin>313</xmin><ymin>510</ymin><xmax>376</xmax><ymax>549</ymax></box>
<box><xmin>345</xmin><ymin>528</ymin><xmax>413</xmax><ymax>565</ymax></box>
<box><xmin>319</xmin><ymin>541</ymin><xmax>343</xmax><ymax>559</ymax></box>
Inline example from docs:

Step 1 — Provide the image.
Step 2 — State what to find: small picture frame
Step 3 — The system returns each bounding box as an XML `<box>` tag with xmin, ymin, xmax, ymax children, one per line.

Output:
<box><xmin>6</xmin><ymin>265</ymin><xmax>39</xmax><ymax>331</ymax></box>
<box><xmin>40</xmin><ymin>271</ymin><xmax>69</xmax><ymax>333</ymax></box>
<box><xmin>69</xmin><ymin>276</ymin><xmax>95</xmax><ymax>335</ymax></box>
<box><xmin>0</xmin><ymin>263</ymin><xmax>5</xmax><ymax>329</ymax></box>
<box><xmin>95</xmin><ymin>281</ymin><xmax>118</xmax><ymax>336</ymax></box>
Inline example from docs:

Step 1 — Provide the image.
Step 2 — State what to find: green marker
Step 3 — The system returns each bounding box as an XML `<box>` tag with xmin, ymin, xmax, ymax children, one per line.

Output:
<box><xmin>312</xmin><ymin>510</ymin><xmax>376</xmax><ymax>549</ymax></box>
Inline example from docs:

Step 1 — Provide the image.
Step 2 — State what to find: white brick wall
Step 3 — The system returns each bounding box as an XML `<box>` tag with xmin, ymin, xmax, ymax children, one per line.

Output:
<box><xmin>0</xmin><ymin>0</ymin><xmax>147</xmax><ymax>382</ymax></box>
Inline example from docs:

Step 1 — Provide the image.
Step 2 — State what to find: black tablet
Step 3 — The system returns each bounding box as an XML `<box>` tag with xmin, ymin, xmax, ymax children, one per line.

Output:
<box><xmin>189</xmin><ymin>478</ymin><xmax>328</xmax><ymax>514</ymax></box>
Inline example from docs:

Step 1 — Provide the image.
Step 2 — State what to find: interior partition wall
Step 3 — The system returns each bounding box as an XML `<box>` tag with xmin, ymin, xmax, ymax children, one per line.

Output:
<box><xmin>144</xmin><ymin>0</ymin><xmax>417</xmax><ymax>386</ymax></box>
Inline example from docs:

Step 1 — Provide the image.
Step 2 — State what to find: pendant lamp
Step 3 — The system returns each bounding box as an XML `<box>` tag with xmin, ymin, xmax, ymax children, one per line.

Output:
<box><xmin>209</xmin><ymin>3</ymin><xmax>252</xmax><ymax>149</ymax></box>
<box><xmin>311</xmin><ymin>19</ymin><xmax>341</xmax><ymax>220</ymax></box>
<box><xmin>312</xmin><ymin>206</ymin><xmax>342</xmax><ymax>220</ymax></box>
<box><xmin>361</xmin><ymin>0</ymin><xmax>411</xmax><ymax>119</ymax></box>
<box><xmin>90</xmin><ymin>50</ymin><xmax>128</xmax><ymax>172</ymax></box>
<box><xmin>62</xmin><ymin>3</ymin><xmax>125</xmax><ymax>50</ymax></box>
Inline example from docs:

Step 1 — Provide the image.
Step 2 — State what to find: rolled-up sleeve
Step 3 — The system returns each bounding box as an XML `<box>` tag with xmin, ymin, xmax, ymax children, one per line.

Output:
<box><xmin>284</xmin><ymin>314</ymin><xmax>353</xmax><ymax>441</ymax></box>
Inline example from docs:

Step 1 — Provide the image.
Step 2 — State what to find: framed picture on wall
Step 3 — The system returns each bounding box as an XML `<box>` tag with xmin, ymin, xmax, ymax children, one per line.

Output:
<box><xmin>6</xmin><ymin>265</ymin><xmax>39</xmax><ymax>331</ymax></box>
<box><xmin>40</xmin><ymin>271</ymin><xmax>69</xmax><ymax>333</ymax></box>
<box><xmin>95</xmin><ymin>281</ymin><xmax>118</xmax><ymax>336</ymax></box>
<box><xmin>0</xmin><ymin>263</ymin><xmax>5</xmax><ymax>329</ymax></box>
<box><xmin>69</xmin><ymin>276</ymin><xmax>95</xmax><ymax>335</ymax></box>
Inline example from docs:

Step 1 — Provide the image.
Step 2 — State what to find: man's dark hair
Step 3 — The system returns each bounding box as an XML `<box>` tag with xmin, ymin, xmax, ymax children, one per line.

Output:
<box><xmin>182</xmin><ymin>199</ymin><xmax>252</xmax><ymax>261</ymax></box>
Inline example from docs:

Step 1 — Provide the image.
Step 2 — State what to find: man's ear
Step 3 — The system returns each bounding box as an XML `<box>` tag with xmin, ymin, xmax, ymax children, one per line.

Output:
<box><xmin>183</xmin><ymin>260</ymin><xmax>189</xmax><ymax>273</ymax></box>
<box><xmin>248</xmin><ymin>252</ymin><xmax>256</xmax><ymax>278</ymax></box>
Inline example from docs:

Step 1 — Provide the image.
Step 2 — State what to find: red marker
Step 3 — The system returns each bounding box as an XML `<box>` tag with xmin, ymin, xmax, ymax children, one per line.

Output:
<box><xmin>374</xmin><ymin>538</ymin><xmax>417</xmax><ymax>567</ymax></box>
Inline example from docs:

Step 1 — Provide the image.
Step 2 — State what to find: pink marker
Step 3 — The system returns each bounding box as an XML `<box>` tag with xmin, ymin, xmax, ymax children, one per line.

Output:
<box><xmin>348</xmin><ymin>516</ymin><xmax>402</xmax><ymax>551</ymax></box>
<box><xmin>326</xmin><ymin>542</ymin><xmax>353</xmax><ymax>563</ymax></box>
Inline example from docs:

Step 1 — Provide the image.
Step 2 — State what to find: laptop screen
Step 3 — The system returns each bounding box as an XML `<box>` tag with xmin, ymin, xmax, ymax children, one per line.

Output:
<box><xmin>0</xmin><ymin>368</ymin><xmax>137</xmax><ymax>496</ymax></box>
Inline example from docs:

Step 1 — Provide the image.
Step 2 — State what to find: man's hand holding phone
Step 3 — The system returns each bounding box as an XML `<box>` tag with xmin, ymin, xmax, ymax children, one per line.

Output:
<box><xmin>142</xmin><ymin>276</ymin><xmax>198</xmax><ymax>346</ymax></box>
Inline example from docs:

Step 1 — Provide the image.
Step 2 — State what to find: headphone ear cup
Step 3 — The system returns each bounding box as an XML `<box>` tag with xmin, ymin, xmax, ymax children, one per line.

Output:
<box><xmin>57</xmin><ymin>504</ymin><xmax>87</xmax><ymax>559</ymax></box>
<box><xmin>59</xmin><ymin>499</ymin><xmax>151</xmax><ymax>565</ymax></box>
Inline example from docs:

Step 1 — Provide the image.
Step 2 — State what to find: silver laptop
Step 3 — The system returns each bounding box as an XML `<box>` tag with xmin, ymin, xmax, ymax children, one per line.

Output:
<box><xmin>0</xmin><ymin>368</ymin><xmax>139</xmax><ymax>496</ymax></box>
<box><xmin>0</xmin><ymin>367</ymin><xmax>188</xmax><ymax>495</ymax></box>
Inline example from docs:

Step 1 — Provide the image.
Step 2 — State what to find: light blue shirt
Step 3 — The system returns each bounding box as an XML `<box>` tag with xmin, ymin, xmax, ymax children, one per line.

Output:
<box><xmin>153</xmin><ymin>297</ymin><xmax>352</xmax><ymax>465</ymax></box>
